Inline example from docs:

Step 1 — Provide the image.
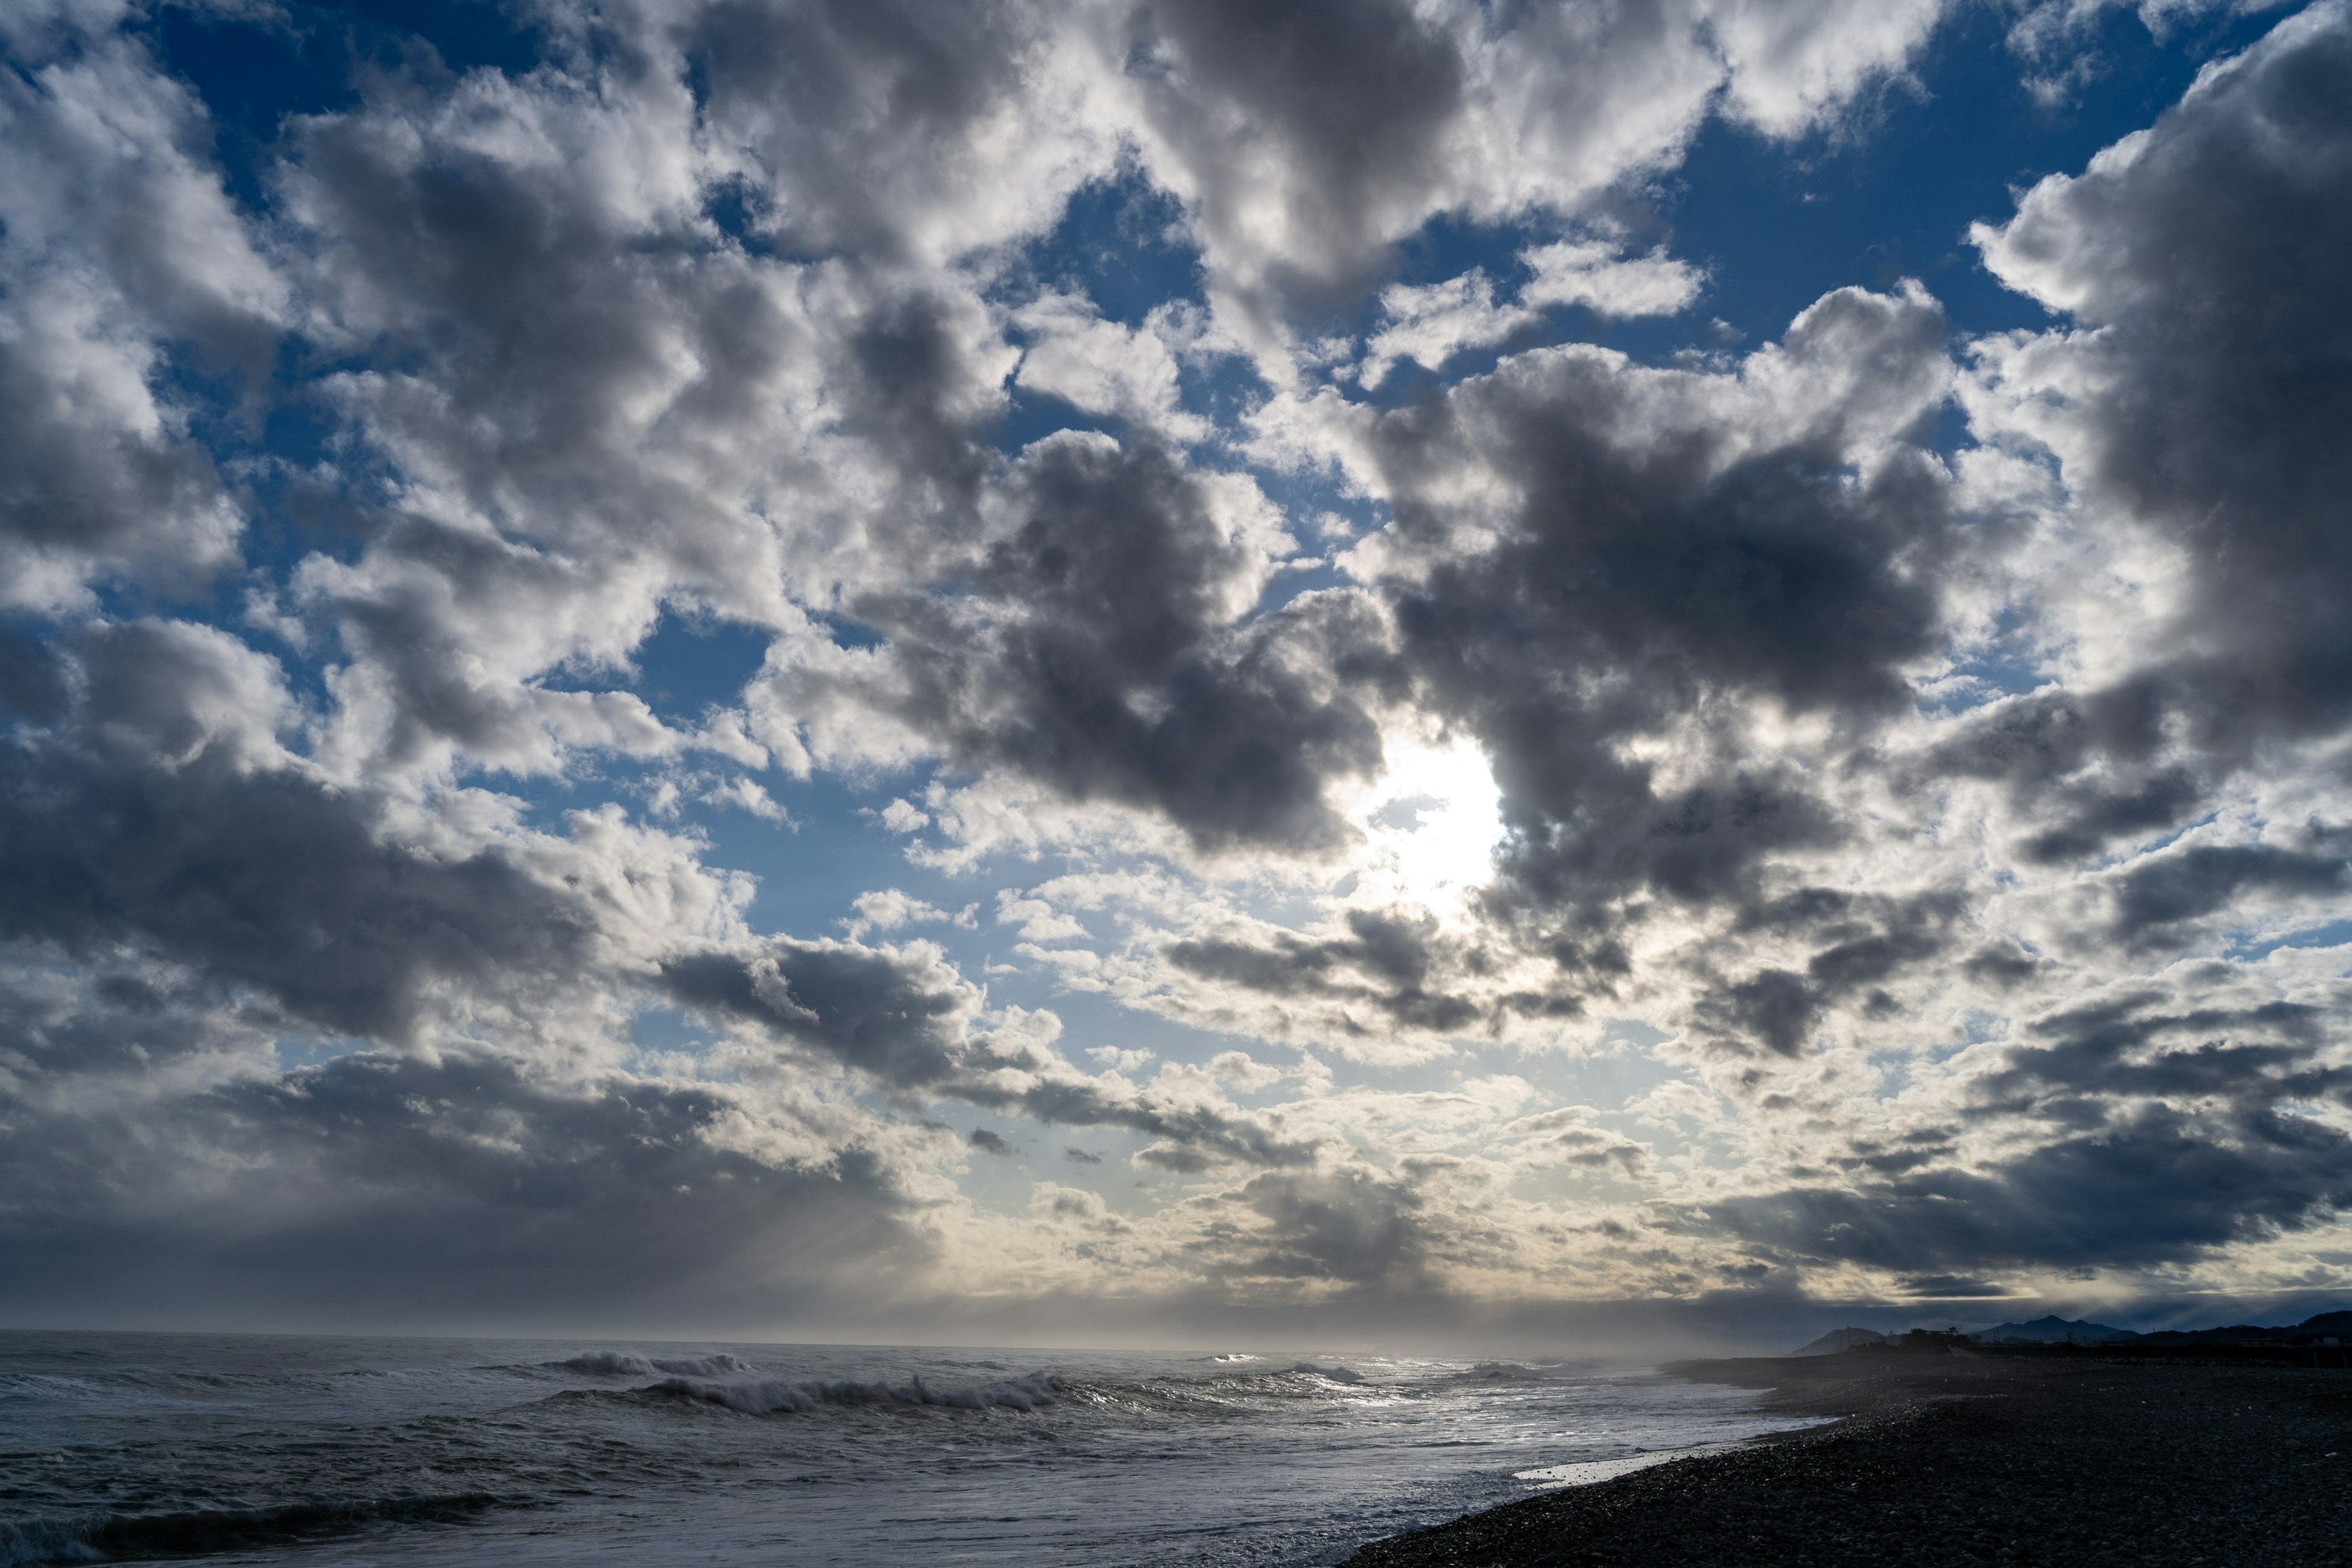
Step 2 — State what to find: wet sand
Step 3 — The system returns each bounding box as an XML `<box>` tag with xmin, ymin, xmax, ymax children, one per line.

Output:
<box><xmin>1341</xmin><ymin>1351</ymin><xmax>2352</xmax><ymax>1566</ymax></box>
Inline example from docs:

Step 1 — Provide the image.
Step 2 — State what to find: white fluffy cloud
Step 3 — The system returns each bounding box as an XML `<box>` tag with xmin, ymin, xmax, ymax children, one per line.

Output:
<box><xmin>0</xmin><ymin>20</ymin><xmax>282</xmax><ymax>609</ymax></box>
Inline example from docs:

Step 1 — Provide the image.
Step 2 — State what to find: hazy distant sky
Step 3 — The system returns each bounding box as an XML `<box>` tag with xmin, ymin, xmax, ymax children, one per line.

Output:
<box><xmin>3</xmin><ymin>0</ymin><xmax>2348</xmax><ymax>1346</ymax></box>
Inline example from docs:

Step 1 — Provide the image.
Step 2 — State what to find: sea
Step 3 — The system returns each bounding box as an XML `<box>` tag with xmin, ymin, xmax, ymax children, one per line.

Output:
<box><xmin>0</xmin><ymin>1332</ymin><xmax>1822</xmax><ymax>1566</ymax></box>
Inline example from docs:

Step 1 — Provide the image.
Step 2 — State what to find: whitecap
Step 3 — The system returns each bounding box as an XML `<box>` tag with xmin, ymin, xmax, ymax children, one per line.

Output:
<box><xmin>554</xmin><ymin>1351</ymin><xmax>755</xmax><ymax>1378</ymax></box>
<box><xmin>650</xmin><ymin>1370</ymin><xmax>1064</xmax><ymax>1416</ymax></box>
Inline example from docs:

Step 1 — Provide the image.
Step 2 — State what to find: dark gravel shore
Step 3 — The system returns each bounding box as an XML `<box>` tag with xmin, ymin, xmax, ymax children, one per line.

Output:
<box><xmin>1342</xmin><ymin>1351</ymin><xmax>2352</xmax><ymax>1566</ymax></box>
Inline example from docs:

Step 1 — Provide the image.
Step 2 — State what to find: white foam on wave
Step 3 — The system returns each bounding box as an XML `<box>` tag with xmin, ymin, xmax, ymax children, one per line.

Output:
<box><xmin>555</xmin><ymin>1351</ymin><xmax>756</xmax><ymax>1378</ymax></box>
<box><xmin>652</xmin><ymin>1370</ymin><xmax>1065</xmax><ymax>1416</ymax></box>
<box><xmin>1286</xmin><ymin>1363</ymin><xmax>1365</xmax><ymax>1385</ymax></box>
<box><xmin>1513</xmin><ymin>1441</ymin><xmax>1746</xmax><ymax>1488</ymax></box>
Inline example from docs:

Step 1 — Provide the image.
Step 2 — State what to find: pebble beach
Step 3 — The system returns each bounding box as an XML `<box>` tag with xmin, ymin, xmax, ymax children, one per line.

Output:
<box><xmin>1342</xmin><ymin>1350</ymin><xmax>2352</xmax><ymax>1567</ymax></box>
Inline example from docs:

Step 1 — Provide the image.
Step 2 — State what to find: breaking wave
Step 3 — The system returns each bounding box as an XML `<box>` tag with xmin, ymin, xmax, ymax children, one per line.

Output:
<box><xmin>0</xmin><ymin>1493</ymin><xmax>505</xmax><ymax>1566</ymax></box>
<box><xmin>1286</xmin><ymin>1363</ymin><xmax>1365</xmax><ymax>1384</ymax></box>
<box><xmin>647</xmin><ymin>1370</ymin><xmax>1066</xmax><ymax>1416</ymax></box>
<box><xmin>554</xmin><ymin>1351</ymin><xmax>755</xmax><ymax>1378</ymax></box>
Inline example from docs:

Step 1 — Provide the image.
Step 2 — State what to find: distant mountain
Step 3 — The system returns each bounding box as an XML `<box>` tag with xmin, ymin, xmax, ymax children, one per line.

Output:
<box><xmin>1976</xmin><ymin>1309</ymin><xmax>2352</xmax><ymax>1347</ymax></box>
<box><xmin>1976</xmin><ymin>1316</ymin><xmax>2138</xmax><ymax>1344</ymax></box>
<box><xmin>1789</xmin><ymin>1306</ymin><xmax>2352</xmax><ymax>1358</ymax></box>
<box><xmin>2134</xmin><ymin>1311</ymin><xmax>2352</xmax><ymax>1346</ymax></box>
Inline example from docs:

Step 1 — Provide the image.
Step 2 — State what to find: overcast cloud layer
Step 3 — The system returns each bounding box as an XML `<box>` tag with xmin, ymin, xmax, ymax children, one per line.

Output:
<box><xmin>1</xmin><ymin>0</ymin><xmax>2346</xmax><ymax>1347</ymax></box>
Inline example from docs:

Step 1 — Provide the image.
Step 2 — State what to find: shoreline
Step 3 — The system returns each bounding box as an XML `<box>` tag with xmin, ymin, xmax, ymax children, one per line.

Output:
<box><xmin>1340</xmin><ymin>1351</ymin><xmax>2352</xmax><ymax>1566</ymax></box>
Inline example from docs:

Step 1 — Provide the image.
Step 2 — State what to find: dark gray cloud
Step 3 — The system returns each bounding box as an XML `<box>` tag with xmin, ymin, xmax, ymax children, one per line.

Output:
<box><xmin>662</xmin><ymin>938</ymin><xmax>1321</xmax><ymax>1169</ymax></box>
<box><xmin>1122</xmin><ymin>0</ymin><xmax>1465</xmax><ymax>304</ymax></box>
<box><xmin>2109</xmin><ymin>837</ymin><xmax>2352</xmax><ymax>946</ymax></box>
<box><xmin>1975</xmin><ymin>1</ymin><xmax>2352</xmax><ymax>752</ymax></box>
<box><xmin>0</xmin><ymin>623</ymin><xmax>608</xmax><ymax>1043</ymax></box>
<box><xmin>2021</xmin><ymin>766</ymin><xmax>2207</xmax><ymax>865</ymax></box>
<box><xmin>0</xmin><ymin>328</ymin><xmax>239</xmax><ymax>601</ymax></box>
<box><xmin>1696</xmin><ymin>889</ymin><xmax>1966</xmax><ymax>1055</ymax></box>
<box><xmin>1116</xmin><ymin>0</ymin><xmax>1951</xmax><ymax>321</ymax></box>
<box><xmin>677</xmin><ymin>0</ymin><xmax>1071</xmax><ymax>262</ymax></box>
<box><xmin>0</xmin><ymin>625</ymin><xmax>70</xmax><ymax>726</ymax></box>
<box><xmin>1974</xmin><ymin>994</ymin><xmax>2346</xmax><ymax>1117</ymax></box>
<box><xmin>1167</xmin><ymin>908</ymin><xmax>1487</xmax><ymax>1037</ymax></box>
<box><xmin>1711</xmin><ymin>986</ymin><xmax>2352</xmax><ymax>1275</ymax></box>
<box><xmin>823</xmin><ymin>434</ymin><xmax>1386</xmax><ymax>848</ymax></box>
<box><xmin>660</xmin><ymin>941</ymin><xmax>979</xmax><ymax>1087</ymax></box>
<box><xmin>1366</xmin><ymin>286</ymin><xmax>1958</xmax><ymax>925</ymax></box>
<box><xmin>1215</xmin><ymin>1166</ymin><xmax>1429</xmax><ymax>1286</ymax></box>
<box><xmin>1701</xmin><ymin>968</ymin><xmax>1823</xmax><ymax>1058</ymax></box>
<box><xmin>1914</xmin><ymin>688</ymin><xmax>2210</xmax><ymax>864</ymax></box>
<box><xmin>1708</xmin><ymin>1101</ymin><xmax>2352</xmax><ymax>1274</ymax></box>
<box><xmin>0</xmin><ymin>1045</ymin><xmax>918</xmax><ymax>1326</ymax></box>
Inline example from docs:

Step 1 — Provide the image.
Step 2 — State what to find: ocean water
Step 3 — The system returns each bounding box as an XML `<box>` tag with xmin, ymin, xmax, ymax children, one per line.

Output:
<box><xmin>0</xmin><ymin>1332</ymin><xmax>1817</xmax><ymax>1566</ymax></box>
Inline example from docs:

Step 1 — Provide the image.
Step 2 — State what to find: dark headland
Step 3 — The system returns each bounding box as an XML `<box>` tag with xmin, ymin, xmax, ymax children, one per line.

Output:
<box><xmin>1343</xmin><ymin>1343</ymin><xmax>2352</xmax><ymax>1566</ymax></box>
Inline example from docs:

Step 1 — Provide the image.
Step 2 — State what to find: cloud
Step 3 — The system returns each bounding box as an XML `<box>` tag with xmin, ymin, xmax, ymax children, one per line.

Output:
<box><xmin>1707</xmin><ymin>1100</ymin><xmax>2352</xmax><ymax>1275</ymax></box>
<box><xmin>1969</xmin><ymin>1</ymin><xmax>2352</xmax><ymax>753</ymax></box>
<box><xmin>1357</xmin><ymin>270</ymin><xmax>1530</xmax><ymax>390</ymax></box>
<box><xmin>1502</xmin><ymin>1106</ymin><xmax>1652</xmax><ymax>1175</ymax></box>
<box><xmin>1012</xmin><ymin>292</ymin><xmax>1207</xmax><ymax>438</ymax></box>
<box><xmin>1221</xmin><ymin>1165</ymin><xmax>1430</xmax><ymax>1286</ymax></box>
<box><xmin>1363</xmin><ymin>284</ymin><xmax>1958</xmax><ymax>919</ymax></box>
<box><xmin>2</xmin><ymin>0</ymin><xmax>2348</xmax><ymax>1336</ymax></box>
<box><xmin>1518</xmin><ymin>239</ymin><xmax>1705</xmax><ymax>317</ymax></box>
<box><xmin>673</xmin><ymin>0</ymin><xmax>1115</xmax><ymax>266</ymax></box>
<box><xmin>0</xmin><ymin>1042</ymin><xmax>922</xmax><ymax>1328</ymax></box>
<box><xmin>659</xmin><ymin>940</ymin><xmax>1321</xmax><ymax>1172</ymax></box>
<box><xmin>1165</xmin><ymin>907</ymin><xmax>1499</xmax><ymax>1047</ymax></box>
<box><xmin>1355</xmin><ymin>240</ymin><xmax>1700</xmax><ymax>388</ymax></box>
<box><xmin>756</xmin><ymin>432</ymin><xmax>1384</xmax><ymax>850</ymax></box>
<box><xmin>847</xmin><ymin>888</ymin><xmax>973</xmax><ymax>936</ymax></box>
<box><xmin>0</xmin><ymin>20</ymin><xmax>280</xmax><ymax>609</ymax></box>
<box><xmin>2109</xmin><ymin>835</ymin><xmax>2352</xmax><ymax>946</ymax></box>
<box><xmin>1707</xmin><ymin>0</ymin><xmax>1952</xmax><ymax>136</ymax></box>
<box><xmin>1115</xmin><ymin>0</ymin><xmax>1951</xmax><ymax>350</ymax></box>
<box><xmin>0</xmin><ymin>622</ymin><xmax>733</xmax><ymax>1046</ymax></box>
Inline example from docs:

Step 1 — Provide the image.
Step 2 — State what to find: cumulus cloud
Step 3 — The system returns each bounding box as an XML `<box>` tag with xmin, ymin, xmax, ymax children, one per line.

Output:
<box><xmin>1355</xmin><ymin>241</ymin><xmax>1701</xmax><ymax>389</ymax></box>
<box><xmin>1969</xmin><ymin>1</ymin><xmax>2352</xmax><ymax>754</ymax></box>
<box><xmin>753</xmin><ymin>431</ymin><xmax>1384</xmax><ymax>850</ymax></box>
<box><xmin>0</xmin><ymin>18</ymin><xmax>279</xmax><ymax>609</ymax></box>
<box><xmin>1115</xmin><ymin>0</ymin><xmax>1950</xmax><ymax>358</ymax></box>
<box><xmin>1012</xmin><ymin>292</ymin><xmax>1208</xmax><ymax>438</ymax></box>
<box><xmin>657</xmin><ymin>938</ymin><xmax>1319</xmax><ymax>1172</ymax></box>
<box><xmin>847</xmin><ymin>888</ymin><xmax>973</xmax><ymax>936</ymax></box>
<box><xmin>4</xmin><ymin>0</ymin><xmax>2349</xmax><ymax>1334</ymax></box>
<box><xmin>1361</xmin><ymin>282</ymin><xmax>1959</xmax><ymax>932</ymax></box>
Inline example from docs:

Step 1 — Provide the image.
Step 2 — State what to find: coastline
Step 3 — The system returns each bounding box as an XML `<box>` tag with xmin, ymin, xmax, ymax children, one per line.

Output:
<box><xmin>1340</xmin><ymin>1351</ymin><xmax>2352</xmax><ymax>1566</ymax></box>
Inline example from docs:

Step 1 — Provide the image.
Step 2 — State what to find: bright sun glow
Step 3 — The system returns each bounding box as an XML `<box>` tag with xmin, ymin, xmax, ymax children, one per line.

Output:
<box><xmin>1346</xmin><ymin>734</ymin><xmax>1506</xmax><ymax>918</ymax></box>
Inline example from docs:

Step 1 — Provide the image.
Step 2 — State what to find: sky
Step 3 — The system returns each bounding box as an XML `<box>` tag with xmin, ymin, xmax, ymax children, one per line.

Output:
<box><xmin>2</xmin><ymin>0</ymin><xmax>2349</xmax><ymax>1352</ymax></box>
